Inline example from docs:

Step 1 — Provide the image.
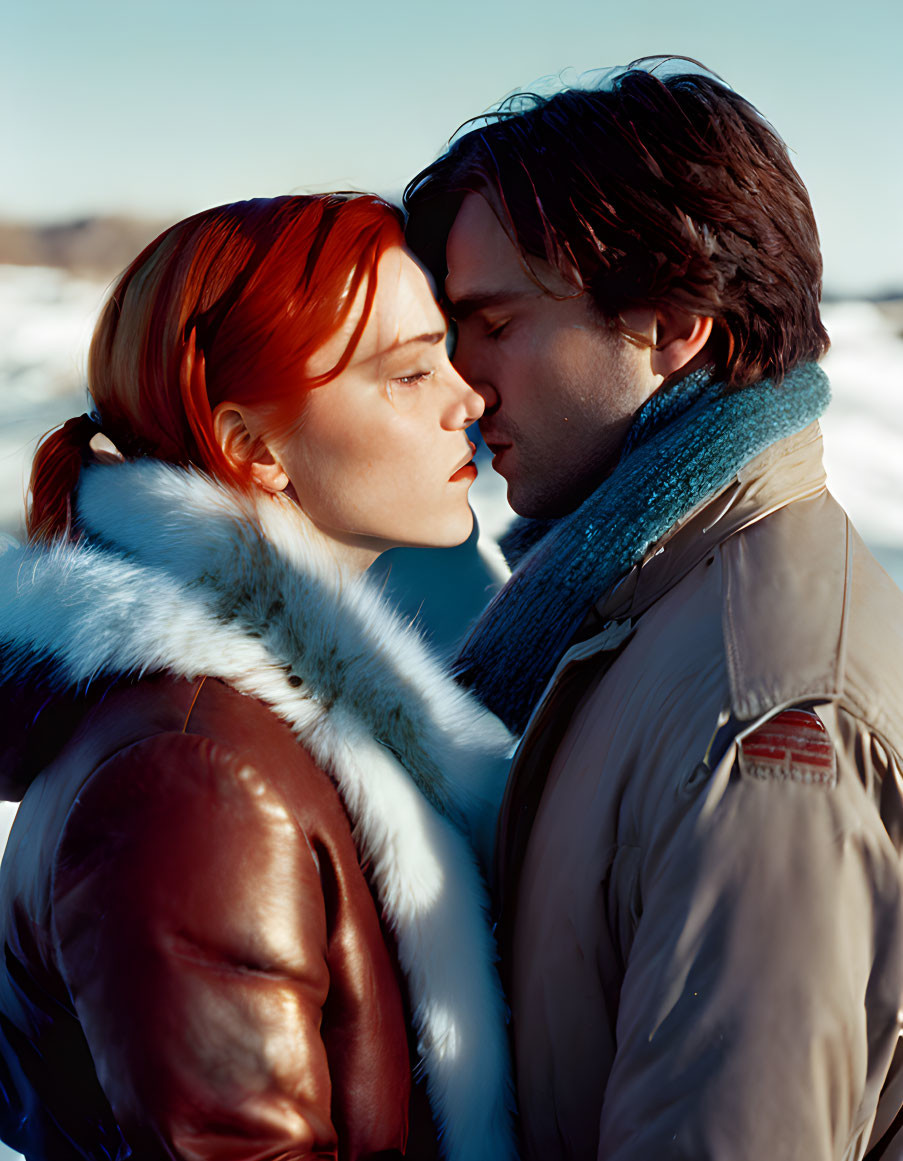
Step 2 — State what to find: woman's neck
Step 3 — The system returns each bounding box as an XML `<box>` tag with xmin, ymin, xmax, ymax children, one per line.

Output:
<box><xmin>265</xmin><ymin>490</ymin><xmax>386</xmax><ymax>577</ymax></box>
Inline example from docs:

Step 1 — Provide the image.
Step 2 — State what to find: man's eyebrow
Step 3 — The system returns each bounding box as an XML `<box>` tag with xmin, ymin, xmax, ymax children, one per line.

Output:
<box><xmin>443</xmin><ymin>291</ymin><xmax>526</xmax><ymax>320</ymax></box>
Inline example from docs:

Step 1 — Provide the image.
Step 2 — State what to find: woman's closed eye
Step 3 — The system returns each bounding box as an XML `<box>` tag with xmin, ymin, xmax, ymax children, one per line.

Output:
<box><xmin>392</xmin><ymin>370</ymin><xmax>435</xmax><ymax>387</ymax></box>
<box><xmin>385</xmin><ymin>369</ymin><xmax>435</xmax><ymax>404</ymax></box>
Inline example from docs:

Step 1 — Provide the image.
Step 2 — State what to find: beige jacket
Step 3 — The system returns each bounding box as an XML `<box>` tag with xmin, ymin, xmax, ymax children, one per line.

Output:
<box><xmin>496</xmin><ymin>423</ymin><xmax>903</xmax><ymax>1161</ymax></box>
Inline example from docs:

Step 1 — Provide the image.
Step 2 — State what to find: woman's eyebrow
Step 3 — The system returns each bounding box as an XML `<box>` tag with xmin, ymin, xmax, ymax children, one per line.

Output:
<box><xmin>367</xmin><ymin>330</ymin><xmax>446</xmax><ymax>366</ymax></box>
<box><xmin>389</xmin><ymin>330</ymin><xmax>446</xmax><ymax>350</ymax></box>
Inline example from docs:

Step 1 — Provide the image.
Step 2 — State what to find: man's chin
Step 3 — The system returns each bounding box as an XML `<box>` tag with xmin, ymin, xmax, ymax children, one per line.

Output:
<box><xmin>506</xmin><ymin>479</ymin><xmax>588</xmax><ymax>522</ymax></box>
<box><xmin>494</xmin><ymin>450</ymin><xmax>591</xmax><ymax>519</ymax></box>
<box><xmin>506</xmin><ymin>485</ymin><xmax>555</xmax><ymax>521</ymax></box>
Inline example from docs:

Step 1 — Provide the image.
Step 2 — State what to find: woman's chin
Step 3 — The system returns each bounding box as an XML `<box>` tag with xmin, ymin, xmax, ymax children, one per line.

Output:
<box><xmin>395</xmin><ymin>509</ymin><xmax>476</xmax><ymax>552</ymax></box>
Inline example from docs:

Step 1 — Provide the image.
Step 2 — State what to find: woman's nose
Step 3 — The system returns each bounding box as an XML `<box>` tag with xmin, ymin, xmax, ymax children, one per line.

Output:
<box><xmin>462</xmin><ymin>373</ymin><xmax>485</xmax><ymax>425</ymax></box>
<box><xmin>444</xmin><ymin>365</ymin><xmax>486</xmax><ymax>429</ymax></box>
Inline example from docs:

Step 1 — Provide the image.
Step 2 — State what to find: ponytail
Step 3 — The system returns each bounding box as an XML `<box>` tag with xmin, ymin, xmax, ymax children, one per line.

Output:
<box><xmin>27</xmin><ymin>414</ymin><xmax>102</xmax><ymax>543</ymax></box>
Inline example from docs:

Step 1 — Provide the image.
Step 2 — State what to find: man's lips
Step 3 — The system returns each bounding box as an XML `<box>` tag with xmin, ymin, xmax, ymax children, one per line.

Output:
<box><xmin>483</xmin><ymin>439</ymin><xmax>512</xmax><ymax>465</ymax></box>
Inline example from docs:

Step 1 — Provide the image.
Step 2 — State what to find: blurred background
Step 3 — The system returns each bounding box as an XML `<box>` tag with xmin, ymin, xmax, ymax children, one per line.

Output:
<box><xmin>3</xmin><ymin>0</ymin><xmax>902</xmax><ymax>560</ymax></box>
<box><xmin>3</xmin><ymin>0</ymin><xmax>902</xmax><ymax>559</ymax></box>
<box><xmin>2</xmin><ymin>7</ymin><xmax>902</xmax><ymax>640</ymax></box>
<box><xmin>0</xmin><ymin>0</ymin><xmax>901</xmax><ymax>1154</ymax></box>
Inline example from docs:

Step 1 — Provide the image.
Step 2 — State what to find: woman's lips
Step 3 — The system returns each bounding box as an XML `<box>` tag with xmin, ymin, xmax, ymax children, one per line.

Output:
<box><xmin>449</xmin><ymin>462</ymin><xmax>478</xmax><ymax>483</ymax></box>
<box><xmin>449</xmin><ymin>441</ymin><xmax>478</xmax><ymax>483</ymax></box>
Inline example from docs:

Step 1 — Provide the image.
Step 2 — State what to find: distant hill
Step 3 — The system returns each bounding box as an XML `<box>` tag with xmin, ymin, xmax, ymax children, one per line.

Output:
<box><xmin>0</xmin><ymin>217</ymin><xmax>167</xmax><ymax>278</ymax></box>
<box><xmin>0</xmin><ymin>216</ymin><xmax>901</xmax><ymax>319</ymax></box>
<box><xmin>873</xmin><ymin>298</ymin><xmax>903</xmax><ymax>336</ymax></box>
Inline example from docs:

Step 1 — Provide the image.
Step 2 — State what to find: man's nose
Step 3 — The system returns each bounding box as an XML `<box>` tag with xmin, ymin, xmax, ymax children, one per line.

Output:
<box><xmin>470</xmin><ymin>379</ymin><xmax>500</xmax><ymax>413</ymax></box>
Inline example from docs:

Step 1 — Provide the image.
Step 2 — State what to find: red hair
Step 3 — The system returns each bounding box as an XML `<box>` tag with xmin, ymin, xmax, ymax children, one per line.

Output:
<box><xmin>27</xmin><ymin>194</ymin><xmax>404</xmax><ymax>542</ymax></box>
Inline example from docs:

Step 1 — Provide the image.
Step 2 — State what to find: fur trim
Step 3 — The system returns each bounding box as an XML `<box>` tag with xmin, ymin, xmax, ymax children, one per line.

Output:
<box><xmin>0</xmin><ymin>460</ymin><xmax>518</xmax><ymax>1161</ymax></box>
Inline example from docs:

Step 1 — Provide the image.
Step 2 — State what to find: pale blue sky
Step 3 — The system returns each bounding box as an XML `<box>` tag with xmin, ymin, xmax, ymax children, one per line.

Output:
<box><xmin>3</xmin><ymin>0</ymin><xmax>901</xmax><ymax>294</ymax></box>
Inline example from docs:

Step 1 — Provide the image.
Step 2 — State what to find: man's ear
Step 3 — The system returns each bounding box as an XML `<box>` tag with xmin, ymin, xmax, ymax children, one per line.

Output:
<box><xmin>212</xmin><ymin>403</ymin><xmax>290</xmax><ymax>494</ymax></box>
<box><xmin>649</xmin><ymin>306</ymin><xmax>713</xmax><ymax>381</ymax></box>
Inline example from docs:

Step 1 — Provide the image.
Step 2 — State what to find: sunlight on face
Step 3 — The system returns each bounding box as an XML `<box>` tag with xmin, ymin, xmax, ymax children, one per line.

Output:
<box><xmin>272</xmin><ymin>247</ymin><xmax>484</xmax><ymax>558</ymax></box>
<box><xmin>446</xmin><ymin>193</ymin><xmax>654</xmax><ymax>519</ymax></box>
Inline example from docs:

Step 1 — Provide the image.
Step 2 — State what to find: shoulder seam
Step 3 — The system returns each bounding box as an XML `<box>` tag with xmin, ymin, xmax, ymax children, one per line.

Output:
<box><xmin>181</xmin><ymin>675</ymin><xmax>208</xmax><ymax>733</ymax></box>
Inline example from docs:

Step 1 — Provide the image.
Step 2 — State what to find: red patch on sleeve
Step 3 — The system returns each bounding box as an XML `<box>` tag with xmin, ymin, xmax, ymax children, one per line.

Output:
<box><xmin>737</xmin><ymin>709</ymin><xmax>836</xmax><ymax>787</ymax></box>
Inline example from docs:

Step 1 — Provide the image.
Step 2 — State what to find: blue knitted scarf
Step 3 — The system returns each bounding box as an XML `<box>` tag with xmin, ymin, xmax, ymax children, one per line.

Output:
<box><xmin>455</xmin><ymin>362</ymin><xmax>831</xmax><ymax>734</ymax></box>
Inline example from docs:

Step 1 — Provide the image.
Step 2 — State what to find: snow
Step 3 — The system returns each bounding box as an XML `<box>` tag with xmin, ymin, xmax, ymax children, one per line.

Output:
<box><xmin>820</xmin><ymin>302</ymin><xmax>903</xmax><ymax>549</ymax></box>
<box><xmin>0</xmin><ymin>265</ymin><xmax>106</xmax><ymax>533</ymax></box>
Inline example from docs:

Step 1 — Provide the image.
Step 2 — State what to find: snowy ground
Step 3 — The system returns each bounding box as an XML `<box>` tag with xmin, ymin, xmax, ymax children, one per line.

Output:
<box><xmin>0</xmin><ymin>262</ymin><xmax>902</xmax><ymax>1159</ymax></box>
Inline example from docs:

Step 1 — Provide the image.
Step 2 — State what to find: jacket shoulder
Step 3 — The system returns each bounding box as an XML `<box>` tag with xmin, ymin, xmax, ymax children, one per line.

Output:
<box><xmin>736</xmin><ymin>707</ymin><xmax>837</xmax><ymax>787</ymax></box>
<box><xmin>49</xmin><ymin>728</ymin><xmax>337</xmax><ymax>1011</ymax></box>
<box><xmin>53</xmin><ymin>729</ymin><xmax>324</xmax><ymax>890</ymax></box>
<box><xmin>178</xmin><ymin>676</ymin><xmax>352</xmax><ymax>835</ymax></box>
<box><xmin>721</xmin><ymin>489</ymin><xmax>903</xmax><ymax>747</ymax></box>
<box><xmin>50</xmin><ymin>689</ymin><xmax>354</xmax><ymax>910</ymax></box>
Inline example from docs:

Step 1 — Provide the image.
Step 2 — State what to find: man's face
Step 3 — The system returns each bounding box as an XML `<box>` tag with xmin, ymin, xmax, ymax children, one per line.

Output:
<box><xmin>445</xmin><ymin>192</ymin><xmax>656</xmax><ymax>519</ymax></box>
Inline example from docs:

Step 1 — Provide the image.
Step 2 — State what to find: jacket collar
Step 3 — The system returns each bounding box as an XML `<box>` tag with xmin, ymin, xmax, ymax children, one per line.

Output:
<box><xmin>0</xmin><ymin>459</ymin><xmax>518</xmax><ymax>1161</ymax></box>
<box><xmin>595</xmin><ymin>421</ymin><xmax>828</xmax><ymax>625</ymax></box>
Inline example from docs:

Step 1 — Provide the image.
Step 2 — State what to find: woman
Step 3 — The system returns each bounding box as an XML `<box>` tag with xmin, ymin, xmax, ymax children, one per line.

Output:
<box><xmin>0</xmin><ymin>195</ymin><xmax>517</xmax><ymax>1161</ymax></box>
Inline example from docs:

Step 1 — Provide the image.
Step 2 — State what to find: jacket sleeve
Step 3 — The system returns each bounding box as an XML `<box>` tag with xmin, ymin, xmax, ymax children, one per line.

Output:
<box><xmin>50</xmin><ymin>731</ymin><xmax>353</xmax><ymax>1161</ymax></box>
<box><xmin>597</xmin><ymin>707</ymin><xmax>903</xmax><ymax>1161</ymax></box>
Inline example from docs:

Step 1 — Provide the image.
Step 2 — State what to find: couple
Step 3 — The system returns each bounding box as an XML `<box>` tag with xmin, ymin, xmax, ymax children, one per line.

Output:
<box><xmin>3</xmin><ymin>60</ymin><xmax>903</xmax><ymax>1161</ymax></box>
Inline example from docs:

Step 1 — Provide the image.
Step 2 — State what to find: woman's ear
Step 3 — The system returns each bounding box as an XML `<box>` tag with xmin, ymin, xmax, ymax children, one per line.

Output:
<box><xmin>212</xmin><ymin>403</ymin><xmax>290</xmax><ymax>494</ymax></box>
<box><xmin>649</xmin><ymin>306</ymin><xmax>714</xmax><ymax>381</ymax></box>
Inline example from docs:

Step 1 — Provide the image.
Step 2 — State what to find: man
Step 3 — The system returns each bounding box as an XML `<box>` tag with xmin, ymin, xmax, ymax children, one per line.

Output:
<box><xmin>404</xmin><ymin>62</ymin><xmax>903</xmax><ymax>1160</ymax></box>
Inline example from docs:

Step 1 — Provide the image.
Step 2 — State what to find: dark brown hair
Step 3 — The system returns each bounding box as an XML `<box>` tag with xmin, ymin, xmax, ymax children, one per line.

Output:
<box><xmin>404</xmin><ymin>59</ymin><xmax>829</xmax><ymax>389</ymax></box>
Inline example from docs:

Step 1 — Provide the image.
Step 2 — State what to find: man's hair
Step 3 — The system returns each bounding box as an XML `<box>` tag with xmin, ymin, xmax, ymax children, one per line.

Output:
<box><xmin>404</xmin><ymin>59</ymin><xmax>829</xmax><ymax>389</ymax></box>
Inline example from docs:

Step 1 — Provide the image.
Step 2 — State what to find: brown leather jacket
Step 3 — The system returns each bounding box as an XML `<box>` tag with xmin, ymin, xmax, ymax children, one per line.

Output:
<box><xmin>0</xmin><ymin>674</ymin><xmax>418</xmax><ymax>1161</ymax></box>
<box><xmin>0</xmin><ymin>459</ymin><xmax>517</xmax><ymax>1161</ymax></box>
<box><xmin>497</xmin><ymin>424</ymin><xmax>903</xmax><ymax>1161</ymax></box>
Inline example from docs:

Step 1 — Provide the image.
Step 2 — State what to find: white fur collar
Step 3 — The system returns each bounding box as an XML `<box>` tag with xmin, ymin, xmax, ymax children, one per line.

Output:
<box><xmin>0</xmin><ymin>460</ymin><xmax>518</xmax><ymax>1161</ymax></box>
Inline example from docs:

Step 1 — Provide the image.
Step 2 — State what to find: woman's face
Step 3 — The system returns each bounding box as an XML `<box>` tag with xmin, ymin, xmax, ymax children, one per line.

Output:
<box><xmin>269</xmin><ymin>247</ymin><xmax>484</xmax><ymax>558</ymax></box>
